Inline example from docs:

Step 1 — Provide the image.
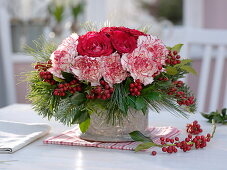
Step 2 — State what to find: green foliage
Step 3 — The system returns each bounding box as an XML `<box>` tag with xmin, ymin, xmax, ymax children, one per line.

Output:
<box><xmin>166</xmin><ymin>66</ymin><xmax>178</xmax><ymax>75</ymax></box>
<box><xmin>27</xmin><ymin>71</ymin><xmax>59</xmax><ymax>120</ymax></box>
<box><xmin>79</xmin><ymin>118</ymin><xmax>90</xmax><ymax>133</ymax></box>
<box><xmin>135</xmin><ymin>142</ymin><xmax>157</xmax><ymax>152</ymax></box>
<box><xmin>171</xmin><ymin>44</ymin><xmax>183</xmax><ymax>53</ymax></box>
<box><xmin>71</xmin><ymin>3</ymin><xmax>85</xmax><ymax>19</ymax></box>
<box><xmin>201</xmin><ymin>108</ymin><xmax>227</xmax><ymax>124</ymax></box>
<box><xmin>24</xmin><ymin>36</ymin><xmax>57</xmax><ymax>62</ymax></box>
<box><xmin>48</xmin><ymin>4</ymin><xmax>64</xmax><ymax>23</ymax></box>
<box><xmin>129</xmin><ymin>131</ymin><xmax>153</xmax><ymax>143</ymax></box>
<box><xmin>61</xmin><ymin>71</ymin><xmax>75</xmax><ymax>82</ymax></box>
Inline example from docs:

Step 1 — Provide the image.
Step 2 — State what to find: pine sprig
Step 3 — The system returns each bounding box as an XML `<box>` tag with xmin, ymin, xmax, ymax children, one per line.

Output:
<box><xmin>24</xmin><ymin>36</ymin><xmax>57</xmax><ymax>62</ymax></box>
<box><xmin>26</xmin><ymin>71</ymin><xmax>59</xmax><ymax>119</ymax></box>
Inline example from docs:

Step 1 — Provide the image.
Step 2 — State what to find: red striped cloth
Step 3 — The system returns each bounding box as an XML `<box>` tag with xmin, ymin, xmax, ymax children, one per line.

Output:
<box><xmin>43</xmin><ymin>126</ymin><xmax>180</xmax><ymax>151</ymax></box>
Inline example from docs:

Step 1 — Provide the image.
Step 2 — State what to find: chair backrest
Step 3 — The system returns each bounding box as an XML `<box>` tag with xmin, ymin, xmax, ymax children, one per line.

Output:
<box><xmin>183</xmin><ymin>29</ymin><xmax>227</xmax><ymax>112</ymax></box>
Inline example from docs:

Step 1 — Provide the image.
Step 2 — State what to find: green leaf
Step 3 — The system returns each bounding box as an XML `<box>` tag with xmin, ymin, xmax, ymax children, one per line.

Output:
<box><xmin>213</xmin><ymin>114</ymin><xmax>224</xmax><ymax>123</ymax></box>
<box><xmin>61</xmin><ymin>71</ymin><xmax>74</xmax><ymax>82</ymax></box>
<box><xmin>222</xmin><ymin>108</ymin><xmax>227</xmax><ymax>117</ymax></box>
<box><xmin>181</xmin><ymin>66</ymin><xmax>197</xmax><ymax>75</ymax></box>
<box><xmin>127</xmin><ymin>96</ymin><xmax>137</xmax><ymax>109</ymax></box>
<box><xmin>177</xmin><ymin>59</ymin><xmax>192</xmax><ymax>66</ymax></box>
<box><xmin>141</xmin><ymin>85</ymin><xmax>154</xmax><ymax>95</ymax></box>
<box><xmin>166</xmin><ymin>46</ymin><xmax>171</xmax><ymax>50</ymax></box>
<box><xmin>124</xmin><ymin>77</ymin><xmax>132</xmax><ymax>92</ymax></box>
<box><xmin>135</xmin><ymin>97</ymin><xmax>147</xmax><ymax>110</ymax></box>
<box><xmin>166</xmin><ymin>66</ymin><xmax>178</xmax><ymax>75</ymax></box>
<box><xmin>53</xmin><ymin>75</ymin><xmax>64</xmax><ymax>82</ymax></box>
<box><xmin>142</xmin><ymin>107</ymin><xmax>148</xmax><ymax>115</ymax></box>
<box><xmin>134</xmin><ymin>142</ymin><xmax>156</xmax><ymax>152</ymax></box>
<box><xmin>171</xmin><ymin>44</ymin><xmax>183</xmax><ymax>53</ymax></box>
<box><xmin>79</xmin><ymin>118</ymin><xmax>90</xmax><ymax>133</ymax></box>
<box><xmin>71</xmin><ymin>110</ymin><xmax>84</xmax><ymax>124</ymax></box>
<box><xmin>201</xmin><ymin>113</ymin><xmax>212</xmax><ymax>119</ymax></box>
<box><xmin>143</xmin><ymin>92</ymin><xmax>160</xmax><ymax>100</ymax></box>
<box><xmin>129</xmin><ymin>131</ymin><xmax>153</xmax><ymax>143</ymax></box>
<box><xmin>71</xmin><ymin>93</ymin><xmax>86</xmax><ymax>106</ymax></box>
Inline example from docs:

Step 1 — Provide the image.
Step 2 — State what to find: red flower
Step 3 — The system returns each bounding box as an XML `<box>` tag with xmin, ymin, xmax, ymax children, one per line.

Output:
<box><xmin>101</xmin><ymin>26</ymin><xmax>146</xmax><ymax>38</ymax></box>
<box><xmin>111</xmin><ymin>31</ymin><xmax>137</xmax><ymax>53</ymax></box>
<box><xmin>77</xmin><ymin>31</ymin><xmax>113</xmax><ymax>57</ymax></box>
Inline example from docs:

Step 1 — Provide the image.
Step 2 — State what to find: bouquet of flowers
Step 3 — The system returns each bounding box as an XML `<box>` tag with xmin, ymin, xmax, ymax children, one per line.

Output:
<box><xmin>27</xmin><ymin>26</ymin><xmax>196</xmax><ymax>133</ymax></box>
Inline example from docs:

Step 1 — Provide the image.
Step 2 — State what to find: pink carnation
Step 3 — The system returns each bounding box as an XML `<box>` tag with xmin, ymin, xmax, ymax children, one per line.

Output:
<box><xmin>71</xmin><ymin>56</ymin><xmax>102</xmax><ymax>86</ymax></box>
<box><xmin>49</xmin><ymin>33</ymin><xmax>79</xmax><ymax>78</ymax></box>
<box><xmin>101</xmin><ymin>53</ymin><xmax>128</xmax><ymax>86</ymax></box>
<box><xmin>58</xmin><ymin>33</ymin><xmax>79</xmax><ymax>56</ymax></box>
<box><xmin>121</xmin><ymin>36</ymin><xmax>168</xmax><ymax>85</ymax></box>
<box><xmin>137</xmin><ymin>35</ymin><xmax>168</xmax><ymax>65</ymax></box>
<box><xmin>121</xmin><ymin>48</ymin><xmax>158</xmax><ymax>85</ymax></box>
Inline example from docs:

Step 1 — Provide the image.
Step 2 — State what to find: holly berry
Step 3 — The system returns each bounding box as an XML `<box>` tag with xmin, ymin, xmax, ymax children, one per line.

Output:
<box><xmin>151</xmin><ymin>151</ymin><xmax>157</xmax><ymax>156</ymax></box>
<box><xmin>53</xmin><ymin>78</ymin><xmax>82</xmax><ymax>97</ymax></box>
<box><xmin>186</xmin><ymin>120</ymin><xmax>203</xmax><ymax>135</ymax></box>
<box><xmin>86</xmin><ymin>80</ymin><xmax>114</xmax><ymax>100</ymax></box>
<box><xmin>129</xmin><ymin>79</ymin><xmax>143</xmax><ymax>96</ymax></box>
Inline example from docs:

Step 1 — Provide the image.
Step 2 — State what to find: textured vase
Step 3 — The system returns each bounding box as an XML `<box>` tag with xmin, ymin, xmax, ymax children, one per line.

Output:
<box><xmin>79</xmin><ymin>109</ymin><xmax>148</xmax><ymax>142</ymax></box>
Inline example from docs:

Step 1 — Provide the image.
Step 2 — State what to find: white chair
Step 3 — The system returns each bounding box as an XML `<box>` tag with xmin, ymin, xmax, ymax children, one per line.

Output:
<box><xmin>183</xmin><ymin>29</ymin><xmax>227</xmax><ymax>112</ymax></box>
<box><xmin>0</xmin><ymin>0</ymin><xmax>16</xmax><ymax>106</ymax></box>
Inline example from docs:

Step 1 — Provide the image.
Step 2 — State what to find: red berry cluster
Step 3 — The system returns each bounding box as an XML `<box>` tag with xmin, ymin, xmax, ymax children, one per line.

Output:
<box><xmin>39</xmin><ymin>71</ymin><xmax>56</xmax><ymax>85</ymax></box>
<box><xmin>53</xmin><ymin>79</ymin><xmax>82</xmax><ymax>96</ymax></box>
<box><xmin>129</xmin><ymin>79</ymin><xmax>143</xmax><ymax>96</ymax></box>
<box><xmin>167</xmin><ymin>81</ymin><xmax>195</xmax><ymax>106</ymax></box>
<box><xmin>151</xmin><ymin>120</ymin><xmax>211</xmax><ymax>156</ymax></box>
<box><xmin>34</xmin><ymin>60</ymin><xmax>52</xmax><ymax>71</ymax></box>
<box><xmin>165</xmin><ymin>50</ymin><xmax>181</xmax><ymax>66</ymax></box>
<box><xmin>186</xmin><ymin>120</ymin><xmax>203</xmax><ymax>135</ymax></box>
<box><xmin>158</xmin><ymin>77</ymin><xmax>169</xmax><ymax>81</ymax></box>
<box><xmin>86</xmin><ymin>80</ymin><xmax>114</xmax><ymax>100</ymax></box>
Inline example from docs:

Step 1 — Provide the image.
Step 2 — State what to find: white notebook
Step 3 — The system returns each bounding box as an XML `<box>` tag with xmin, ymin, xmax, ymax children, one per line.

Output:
<box><xmin>0</xmin><ymin>120</ymin><xmax>50</xmax><ymax>153</ymax></box>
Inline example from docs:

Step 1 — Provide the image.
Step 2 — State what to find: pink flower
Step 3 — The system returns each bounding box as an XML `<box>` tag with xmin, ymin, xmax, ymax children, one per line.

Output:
<box><xmin>101</xmin><ymin>53</ymin><xmax>128</xmax><ymax>86</ymax></box>
<box><xmin>49</xmin><ymin>50</ymin><xmax>75</xmax><ymax>79</ymax></box>
<box><xmin>121</xmin><ymin>48</ymin><xmax>158</xmax><ymax>85</ymax></box>
<box><xmin>121</xmin><ymin>36</ymin><xmax>168</xmax><ymax>85</ymax></box>
<box><xmin>49</xmin><ymin>33</ymin><xmax>79</xmax><ymax>78</ymax></box>
<box><xmin>59</xmin><ymin>33</ymin><xmax>79</xmax><ymax>56</ymax></box>
<box><xmin>137</xmin><ymin>35</ymin><xmax>168</xmax><ymax>65</ymax></box>
<box><xmin>71</xmin><ymin>56</ymin><xmax>102</xmax><ymax>86</ymax></box>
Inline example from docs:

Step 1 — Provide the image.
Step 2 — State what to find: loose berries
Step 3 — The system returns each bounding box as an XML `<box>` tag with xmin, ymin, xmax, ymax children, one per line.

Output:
<box><xmin>187</xmin><ymin>120</ymin><xmax>203</xmax><ymax>135</ymax></box>
<box><xmin>153</xmin><ymin>121</ymin><xmax>213</xmax><ymax>156</ymax></box>
<box><xmin>129</xmin><ymin>79</ymin><xmax>143</xmax><ymax>96</ymax></box>
<box><xmin>151</xmin><ymin>151</ymin><xmax>157</xmax><ymax>156</ymax></box>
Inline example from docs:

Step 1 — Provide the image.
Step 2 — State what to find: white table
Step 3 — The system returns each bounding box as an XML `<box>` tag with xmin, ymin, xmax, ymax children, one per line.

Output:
<box><xmin>0</xmin><ymin>104</ymin><xmax>226</xmax><ymax>170</ymax></box>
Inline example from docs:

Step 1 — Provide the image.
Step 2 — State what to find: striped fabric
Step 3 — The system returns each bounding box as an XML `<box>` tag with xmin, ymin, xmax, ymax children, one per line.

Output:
<box><xmin>43</xmin><ymin>126</ymin><xmax>180</xmax><ymax>151</ymax></box>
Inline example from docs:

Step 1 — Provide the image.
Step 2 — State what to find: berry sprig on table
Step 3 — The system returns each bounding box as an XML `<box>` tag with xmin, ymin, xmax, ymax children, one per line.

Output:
<box><xmin>186</xmin><ymin>120</ymin><xmax>203</xmax><ymax>135</ymax></box>
<box><xmin>130</xmin><ymin>120</ymin><xmax>216</xmax><ymax>156</ymax></box>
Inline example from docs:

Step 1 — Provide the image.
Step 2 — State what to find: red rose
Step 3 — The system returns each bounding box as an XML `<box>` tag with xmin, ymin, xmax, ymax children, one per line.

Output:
<box><xmin>101</xmin><ymin>26</ymin><xmax>146</xmax><ymax>38</ymax></box>
<box><xmin>110</xmin><ymin>30</ymin><xmax>137</xmax><ymax>54</ymax></box>
<box><xmin>77</xmin><ymin>31</ymin><xmax>113</xmax><ymax>57</ymax></box>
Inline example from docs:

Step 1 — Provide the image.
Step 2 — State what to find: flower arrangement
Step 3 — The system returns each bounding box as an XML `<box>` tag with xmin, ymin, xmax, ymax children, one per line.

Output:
<box><xmin>26</xmin><ymin>26</ymin><xmax>196</xmax><ymax>133</ymax></box>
